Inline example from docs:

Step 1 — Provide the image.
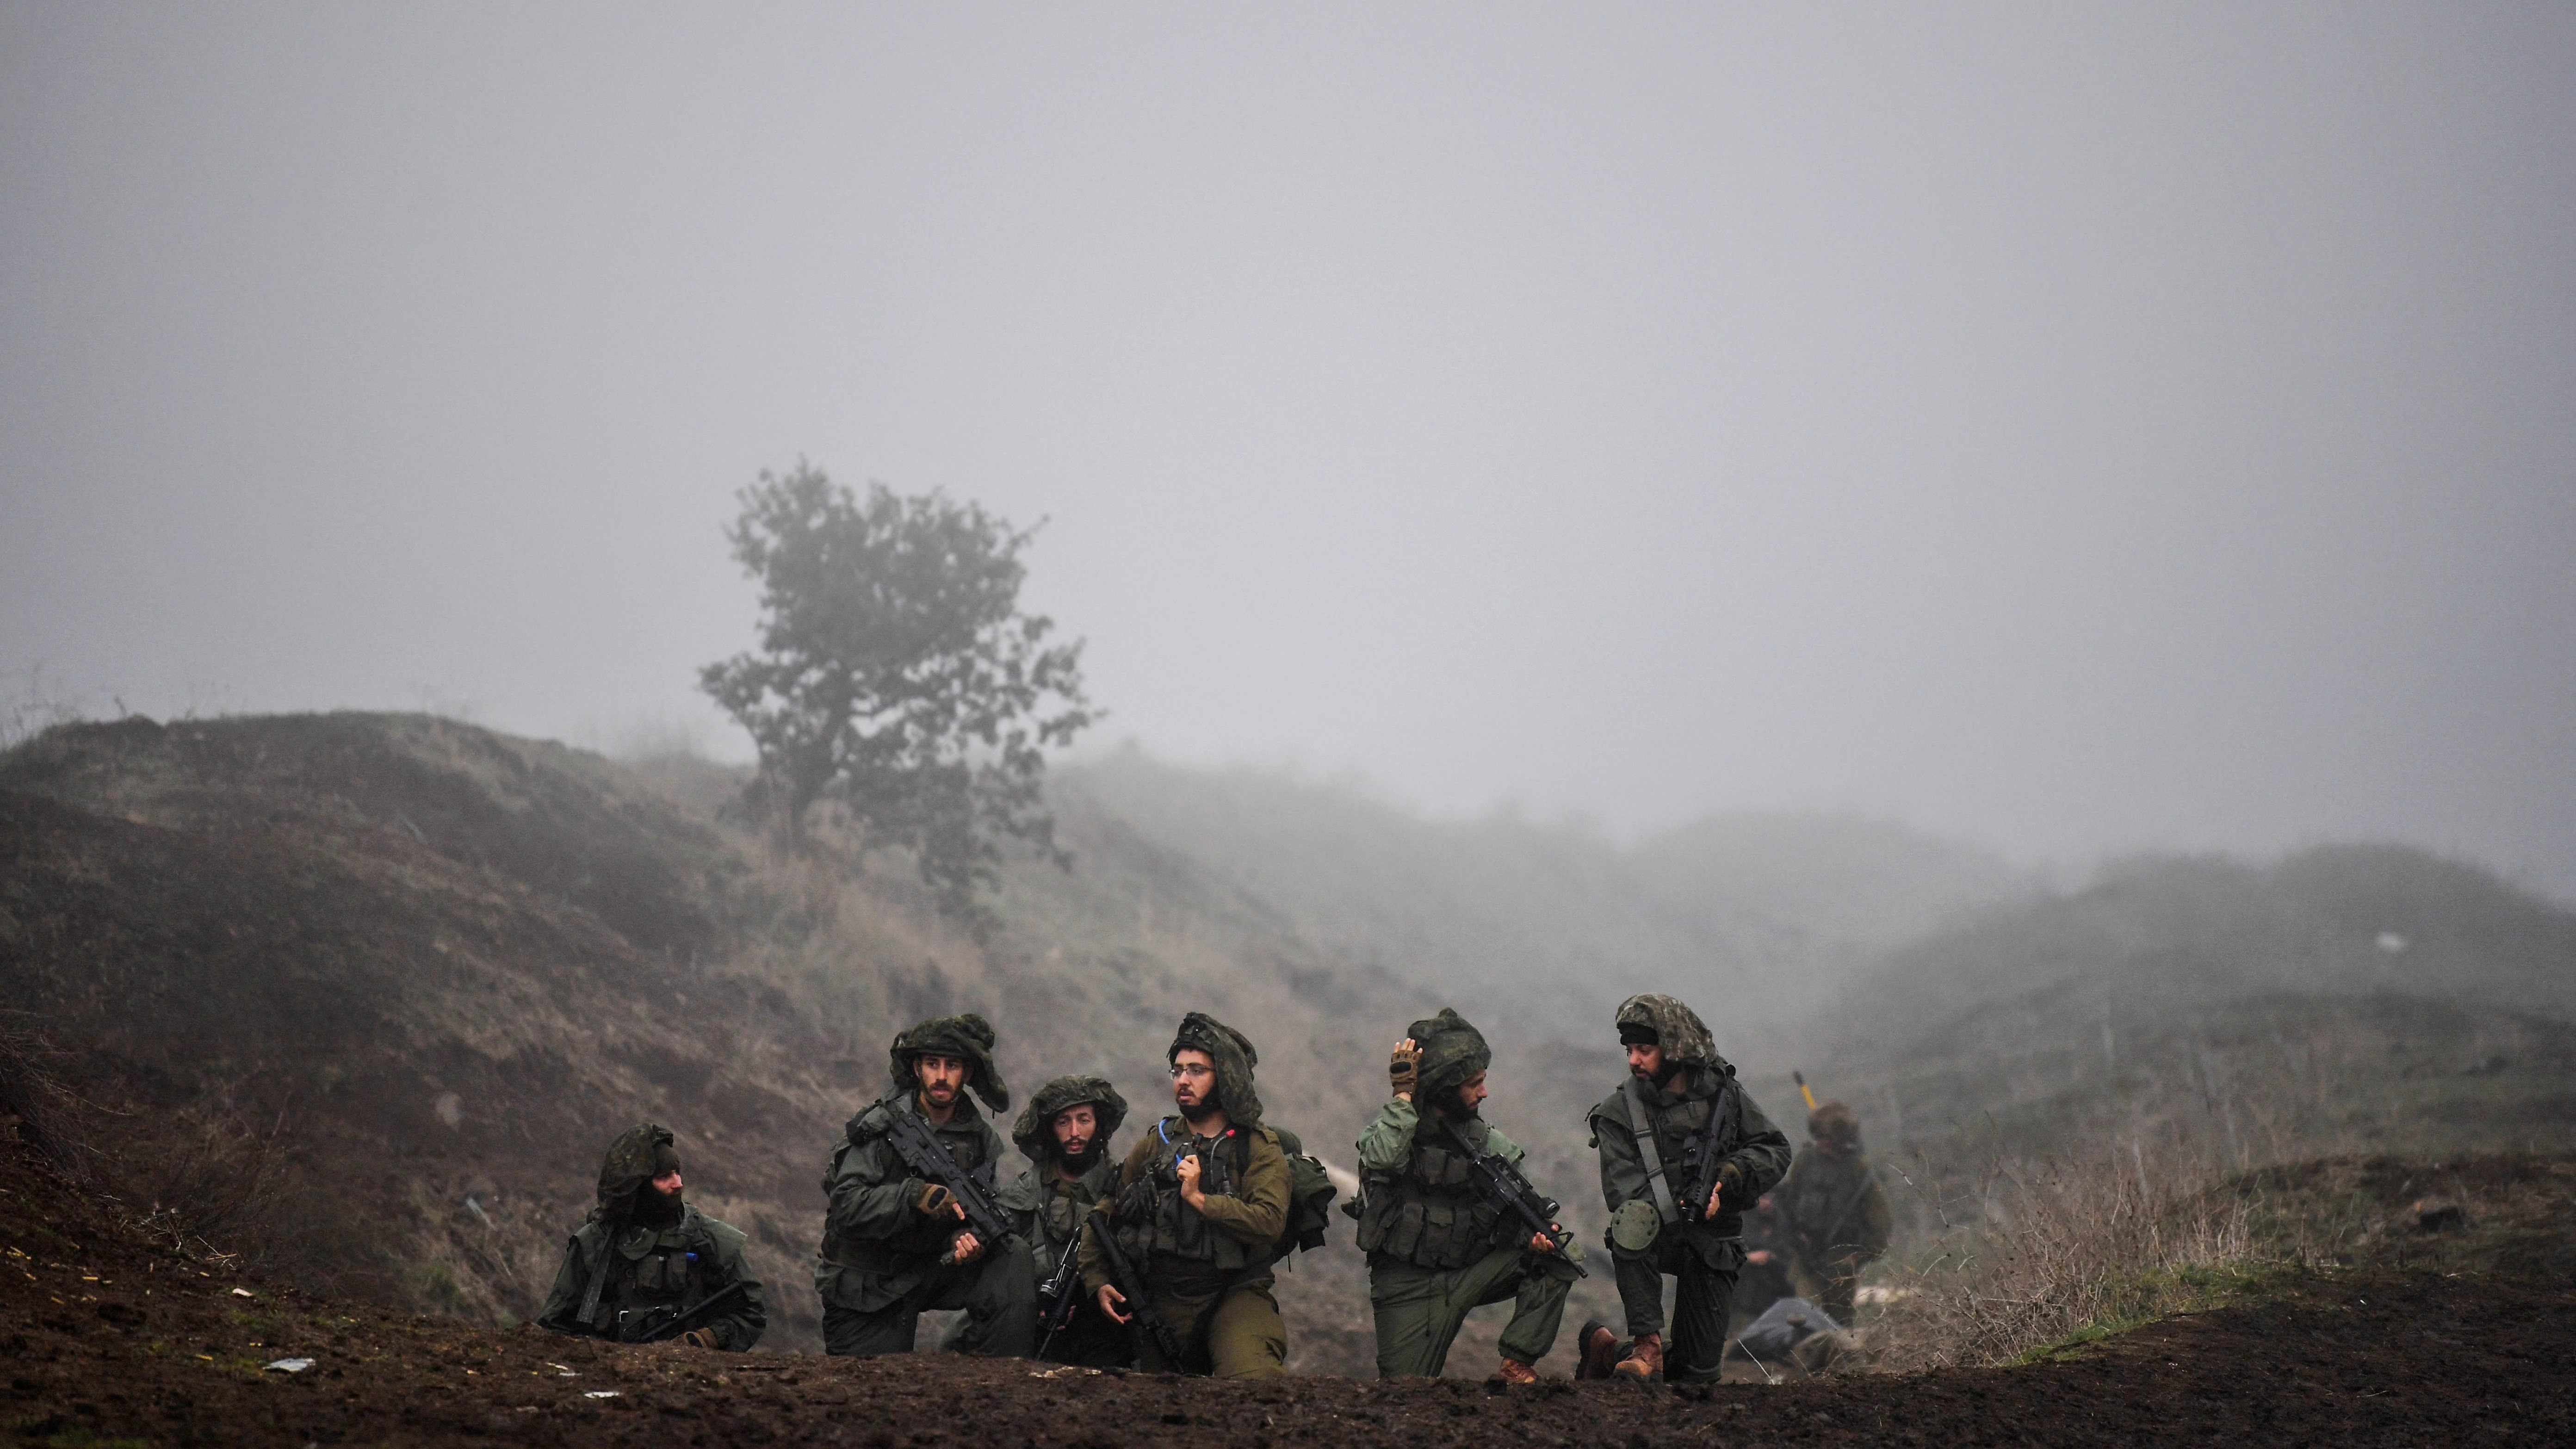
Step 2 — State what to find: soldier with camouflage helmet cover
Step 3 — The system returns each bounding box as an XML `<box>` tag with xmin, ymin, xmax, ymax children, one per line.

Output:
<box><xmin>999</xmin><ymin>1073</ymin><xmax>1135</xmax><ymax>1367</ymax></box>
<box><xmin>1080</xmin><ymin>1013</ymin><xmax>1292</xmax><ymax>1379</ymax></box>
<box><xmin>1353</xmin><ymin>1008</ymin><xmax>1582</xmax><ymax>1382</ymax></box>
<box><xmin>537</xmin><ymin>1123</ymin><xmax>767</xmax><ymax>1350</ymax></box>
<box><xmin>814</xmin><ymin>1013</ymin><xmax>1037</xmax><ymax>1357</ymax></box>
<box><xmin>1573</xmin><ymin>994</ymin><xmax>1791</xmax><ymax>1385</ymax></box>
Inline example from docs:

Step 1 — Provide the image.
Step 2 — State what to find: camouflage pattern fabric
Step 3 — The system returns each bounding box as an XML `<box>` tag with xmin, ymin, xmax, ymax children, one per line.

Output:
<box><xmin>592</xmin><ymin>1121</ymin><xmax>680</xmax><ymax>1223</ymax></box>
<box><xmin>1168</xmin><ymin>1012</ymin><xmax>1263</xmax><ymax>1128</ymax></box>
<box><xmin>1011</xmin><ymin>1074</ymin><xmax>1129</xmax><ymax>1160</ymax></box>
<box><xmin>1406</xmin><ymin>1007</ymin><xmax>1491</xmax><ymax>1101</ymax></box>
<box><xmin>888</xmin><ymin>1012</ymin><xmax>1011</xmax><ymax>1112</ymax></box>
<box><xmin>1613</xmin><ymin>994</ymin><xmax>1717</xmax><ymax>1068</ymax></box>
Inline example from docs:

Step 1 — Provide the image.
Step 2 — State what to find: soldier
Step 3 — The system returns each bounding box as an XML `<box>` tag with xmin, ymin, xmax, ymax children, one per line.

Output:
<box><xmin>1573</xmin><ymin>993</ymin><xmax>1791</xmax><ymax>1385</ymax></box>
<box><xmin>814</xmin><ymin>1013</ymin><xmax>1037</xmax><ymax>1357</ymax></box>
<box><xmin>1732</xmin><ymin>1191</ymin><xmax>1797</xmax><ymax>1326</ymax></box>
<box><xmin>1354</xmin><ymin>1008</ymin><xmax>1581</xmax><ymax>1383</ymax></box>
<box><xmin>1776</xmin><ymin>1100</ymin><xmax>1892</xmax><ymax>1326</ymax></box>
<box><xmin>1082</xmin><ymin>1012</ymin><xmax>1290</xmax><ymax>1379</ymax></box>
<box><xmin>1001</xmin><ymin>1073</ymin><xmax>1135</xmax><ymax>1367</ymax></box>
<box><xmin>536</xmin><ymin>1122</ymin><xmax>767</xmax><ymax>1350</ymax></box>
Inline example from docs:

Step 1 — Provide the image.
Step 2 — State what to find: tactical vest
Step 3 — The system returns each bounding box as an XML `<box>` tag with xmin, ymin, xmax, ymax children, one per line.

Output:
<box><xmin>1625</xmin><ymin>1078</ymin><xmax>1747</xmax><ymax>1234</ymax></box>
<box><xmin>1111</xmin><ymin>1119</ymin><xmax>1263</xmax><ymax>1272</ymax></box>
<box><xmin>1783</xmin><ymin>1155</ymin><xmax>1871</xmax><ymax>1255</ymax></box>
<box><xmin>819</xmin><ymin>1100</ymin><xmax>996</xmax><ymax>1273</ymax></box>
<box><xmin>580</xmin><ymin>1220</ymin><xmax>715</xmax><ymax>1341</ymax></box>
<box><xmin>1354</xmin><ymin>1116</ymin><xmax>1509</xmax><ymax>1271</ymax></box>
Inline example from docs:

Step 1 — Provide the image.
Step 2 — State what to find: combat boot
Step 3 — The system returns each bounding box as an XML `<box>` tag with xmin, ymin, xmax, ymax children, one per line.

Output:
<box><xmin>1574</xmin><ymin>1320</ymin><xmax>1622</xmax><ymax>1381</ymax></box>
<box><xmin>1613</xmin><ymin>1331</ymin><xmax>1663</xmax><ymax>1383</ymax></box>
<box><xmin>1487</xmin><ymin>1357</ymin><xmax>1539</xmax><ymax>1386</ymax></box>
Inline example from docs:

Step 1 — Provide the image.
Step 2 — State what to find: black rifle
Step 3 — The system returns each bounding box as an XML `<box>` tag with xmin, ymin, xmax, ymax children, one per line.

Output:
<box><xmin>1087</xmin><ymin>1207</ymin><xmax>1183</xmax><ymax>1365</ymax></box>
<box><xmin>884</xmin><ymin>1111</ymin><xmax>1014</xmax><ymax>1251</ymax></box>
<box><xmin>618</xmin><ymin>1280</ymin><xmax>749</xmax><ymax>1344</ymax></box>
<box><xmin>1441</xmin><ymin>1120</ymin><xmax>1586</xmax><ymax>1278</ymax></box>
<box><xmin>1034</xmin><ymin>1228</ymin><xmax>1084</xmax><ymax>1358</ymax></box>
<box><xmin>1674</xmin><ymin>1076</ymin><xmax>1740</xmax><ymax>1224</ymax></box>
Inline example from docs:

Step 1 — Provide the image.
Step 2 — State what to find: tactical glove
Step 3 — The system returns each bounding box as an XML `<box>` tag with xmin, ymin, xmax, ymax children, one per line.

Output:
<box><xmin>679</xmin><ymin>1328</ymin><xmax>720</xmax><ymax>1350</ymax></box>
<box><xmin>1388</xmin><ymin>1039</ymin><xmax>1421</xmax><ymax>1097</ymax></box>
<box><xmin>910</xmin><ymin>1181</ymin><xmax>959</xmax><ymax>1218</ymax></box>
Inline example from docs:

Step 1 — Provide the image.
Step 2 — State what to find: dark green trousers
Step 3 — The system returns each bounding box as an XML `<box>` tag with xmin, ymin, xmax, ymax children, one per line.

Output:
<box><xmin>1611</xmin><ymin>1231</ymin><xmax>1739</xmax><ymax>1384</ymax></box>
<box><xmin>1368</xmin><ymin>1245</ymin><xmax>1575</xmax><ymax>1378</ymax></box>
<box><xmin>1133</xmin><ymin>1274</ymin><xmax>1286</xmax><ymax>1380</ymax></box>
<box><xmin>820</xmin><ymin>1239</ymin><xmax>1036</xmax><ymax>1358</ymax></box>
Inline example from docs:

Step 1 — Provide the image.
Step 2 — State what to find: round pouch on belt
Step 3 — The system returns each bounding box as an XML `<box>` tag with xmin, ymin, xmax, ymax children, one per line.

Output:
<box><xmin>1610</xmin><ymin>1199</ymin><xmax>1663</xmax><ymax>1252</ymax></box>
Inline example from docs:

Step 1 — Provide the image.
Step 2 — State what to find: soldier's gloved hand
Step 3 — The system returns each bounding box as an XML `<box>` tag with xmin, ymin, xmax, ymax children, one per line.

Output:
<box><xmin>679</xmin><ymin>1328</ymin><xmax>720</xmax><ymax>1350</ymax></box>
<box><xmin>1389</xmin><ymin>1038</ymin><xmax>1421</xmax><ymax>1099</ymax></box>
<box><xmin>910</xmin><ymin>1181</ymin><xmax>960</xmax><ymax>1219</ymax></box>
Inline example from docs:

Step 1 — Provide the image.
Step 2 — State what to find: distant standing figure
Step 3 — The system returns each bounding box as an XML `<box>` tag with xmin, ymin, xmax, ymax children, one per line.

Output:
<box><xmin>1001</xmin><ymin>1073</ymin><xmax>1136</xmax><ymax>1368</ymax></box>
<box><xmin>814</xmin><ymin>1014</ymin><xmax>1037</xmax><ymax>1357</ymax></box>
<box><xmin>1575</xmin><ymin>994</ymin><xmax>1791</xmax><ymax>1385</ymax></box>
<box><xmin>1354</xmin><ymin>1008</ymin><xmax>1582</xmax><ymax>1383</ymax></box>
<box><xmin>536</xmin><ymin>1122</ymin><xmax>767</xmax><ymax>1350</ymax></box>
<box><xmin>1777</xmin><ymin>1100</ymin><xmax>1892</xmax><ymax>1326</ymax></box>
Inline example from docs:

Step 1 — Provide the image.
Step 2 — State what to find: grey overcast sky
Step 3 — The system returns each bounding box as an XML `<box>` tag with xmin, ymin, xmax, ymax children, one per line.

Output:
<box><xmin>5</xmin><ymin>3</ymin><xmax>2573</xmax><ymax>894</ymax></box>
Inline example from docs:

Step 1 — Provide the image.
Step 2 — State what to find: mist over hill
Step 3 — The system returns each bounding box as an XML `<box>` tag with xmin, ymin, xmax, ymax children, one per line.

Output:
<box><xmin>1057</xmin><ymin>745</ymin><xmax>2032</xmax><ymax>1041</ymax></box>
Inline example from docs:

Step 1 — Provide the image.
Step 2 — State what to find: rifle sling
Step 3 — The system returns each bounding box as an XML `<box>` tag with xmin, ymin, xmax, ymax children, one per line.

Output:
<box><xmin>1622</xmin><ymin>1077</ymin><xmax>1683</xmax><ymax>1226</ymax></box>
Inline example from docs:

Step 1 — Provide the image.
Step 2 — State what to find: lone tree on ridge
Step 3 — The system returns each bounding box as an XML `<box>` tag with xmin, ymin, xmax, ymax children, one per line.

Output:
<box><xmin>700</xmin><ymin>461</ymin><xmax>1095</xmax><ymax>926</ymax></box>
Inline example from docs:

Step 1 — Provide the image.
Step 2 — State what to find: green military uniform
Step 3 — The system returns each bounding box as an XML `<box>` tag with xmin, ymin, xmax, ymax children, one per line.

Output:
<box><xmin>537</xmin><ymin>1122</ymin><xmax>767</xmax><ymax>1350</ymax></box>
<box><xmin>1001</xmin><ymin>1074</ymin><xmax>1134</xmax><ymax>1368</ymax></box>
<box><xmin>815</xmin><ymin>1014</ymin><xmax>1037</xmax><ymax>1358</ymax></box>
<box><xmin>1587</xmin><ymin>994</ymin><xmax>1791</xmax><ymax>1384</ymax></box>
<box><xmin>1080</xmin><ymin>1014</ymin><xmax>1290</xmax><ymax>1380</ymax></box>
<box><xmin>1777</xmin><ymin>1102</ymin><xmax>1892</xmax><ymax>1327</ymax></box>
<box><xmin>1354</xmin><ymin>1009</ymin><xmax>1578</xmax><ymax>1378</ymax></box>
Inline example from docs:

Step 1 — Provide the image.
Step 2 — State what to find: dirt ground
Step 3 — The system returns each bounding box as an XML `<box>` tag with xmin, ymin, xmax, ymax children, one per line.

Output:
<box><xmin>9</xmin><ymin>1138</ymin><xmax>2570</xmax><ymax>1448</ymax></box>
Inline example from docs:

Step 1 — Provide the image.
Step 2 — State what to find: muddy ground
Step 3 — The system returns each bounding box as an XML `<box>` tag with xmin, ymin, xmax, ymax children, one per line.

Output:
<box><xmin>9</xmin><ymin>1139</ymin><xmax>2570</xmax><ymax>1447</ymax></box>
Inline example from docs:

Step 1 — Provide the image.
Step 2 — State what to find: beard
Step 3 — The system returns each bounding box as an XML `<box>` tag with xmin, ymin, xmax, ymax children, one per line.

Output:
<box><xmin>1178</xmin><ymin>1097</ymin><xmax>1222</xmax><ymax>1127</ymax></box>
<box><xmin>633</xmin><ymin>1185</ymin><xmax>684</xmax><ymax>1227</ymax></box>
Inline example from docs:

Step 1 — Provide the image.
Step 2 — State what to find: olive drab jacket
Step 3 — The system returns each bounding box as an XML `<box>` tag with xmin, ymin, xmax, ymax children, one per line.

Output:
<box><xmin>816</xmin><ymin>1090</ymin><xmax>1008</xmax><ymax>1314</ymax></box>
<box><xmin>999</xmin><ymin>1154</ymin><xmax>1122</xmax><ymax>1292</ymax></box>
<box><xmin>1777</xmin><ymin>1146</ymin><xmax>1893</xmax><ymax>1270</ymax></box>
<box><xmin>536</xmin><ymin>1205</ymin><xmax>767</xmax><ymax>1349</ymax></box>
<box><xmin>1350</xmin><ymin>1097</ymin><xmax>1537</xmax><ymax>1271</ymax></box>
<box><xmin>1079</xmin><ymin>1115</ymin><xmax>1289</xmax><ymax>1298</ymax></box>
<box><xmin>1587</xmin><ymin>1060</ymin><xmax>1792</xmax><ymax>1256</ymax></box>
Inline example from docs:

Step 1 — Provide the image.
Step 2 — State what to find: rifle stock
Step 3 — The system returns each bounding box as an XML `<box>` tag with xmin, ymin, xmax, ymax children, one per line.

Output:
<box><xmin>622</xmin><ymin>1279</ymin><xmax>748</xmax><ymax>1345</ymax></box>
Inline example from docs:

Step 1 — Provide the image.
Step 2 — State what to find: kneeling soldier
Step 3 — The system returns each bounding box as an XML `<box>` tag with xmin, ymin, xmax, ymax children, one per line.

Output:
<box><xmin>1083</xmin><ymin>1013</ymin><xmax>1290</xmax><ymax>1379</ymax></box>
<box><xmin>1356</xmin><ymin>1008</ymin><xmax>1581</xmax><ymax>1382</ymax></box>
<box><xmin>1577</xmin><ymin>994</ymin><xmax>1790</xmax><ymax>1385</ymax></box>
<box><xmin>815</xmin><ymin>1013</ymin><xmax>1037</xmax><ymax>1357</ymax></box>
<box><xmin>1002</xmin><ymin>1074</ymin><xmax>1135</xmax><ymax>1367</ymax></box>
<box><xmin>537</xmin><ymin>1122</ymin><xmax>767</xmax><ymax>1350</ymax></box>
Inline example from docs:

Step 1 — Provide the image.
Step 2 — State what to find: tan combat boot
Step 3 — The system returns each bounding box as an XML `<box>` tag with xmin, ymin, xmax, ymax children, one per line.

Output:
<box><xmin>1574</xmin><ymin>1320</ymin><xmax>1623</xmax><ymax>1381</ymax></box>
<box><xmin>1613</xmin><ymin>1331</ymin><xmax>1663</xmax><ymax>1382</ymax></box>
<box><xmin>1487</xmin><ymin>1357</ymin><xmax>1539</xmax><ymax>1386</ymax></box>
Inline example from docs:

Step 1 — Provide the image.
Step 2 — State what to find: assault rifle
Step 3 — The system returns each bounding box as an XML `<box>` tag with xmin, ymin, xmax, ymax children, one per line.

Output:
<box><xmin>1034</xmin><ymin>1229</ymin><xmax>1085</xmax><ymax>1358</ymax></box>
<box><xmin>1087</xmin><ymin>1207</ymin><xmax>1184</xmax><ymax>1365</ymax></box>
<box><xmin>616</xmin><ymin>1280</ymin><xmax>749</xmax><ymax>1344</ymax></box>
<box><xmin>884</xmin><ymin>1111</ymin><xmax>1014</xmax><ymax>1253</ymax></box>
<box><xmin>1674</xmin><ymin>1074</ymin><xmax>1740</xmax><ymax>1223</ymax></box>
<box><xmin>1441</xmin><ymin>1120</ymin><xmax>1585</xmax><ymax>1278</ymax></box>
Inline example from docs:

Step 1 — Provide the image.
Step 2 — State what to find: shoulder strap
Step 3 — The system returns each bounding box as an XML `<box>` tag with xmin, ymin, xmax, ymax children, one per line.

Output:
<box><xmin>1622</xmin><ymin>1077</ymin><xmax>1681</xmax><ymax>1225</ymax></box>
<box><xmin>576</xmin><ymin>1224</ymin><xmax>614</xmax><ymax>1326</ymax></box>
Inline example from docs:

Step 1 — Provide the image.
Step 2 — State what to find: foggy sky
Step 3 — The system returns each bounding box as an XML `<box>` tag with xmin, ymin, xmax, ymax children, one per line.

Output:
<box><xmin>5</xmin><ymin>4</ymin><xmax>2574</xmax><ymax>895</ymax></box>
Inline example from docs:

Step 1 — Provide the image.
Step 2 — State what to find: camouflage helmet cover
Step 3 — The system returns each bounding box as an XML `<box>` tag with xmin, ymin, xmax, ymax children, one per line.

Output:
<box><xmin>1614</xmin><ymin>993</ymin><xmax>1717</xmax><ymax>1067</ymax></box>
<box><xmin>1012</xmin><ymin>1074</ymin><xmax>1130</xmax><ymax>1159</ymax></box>
<box><xmin>1168</xmin><ymin>1011</ymin><xmax>1263</xmax><ymax>1128</ymax></box>
<box><xmin>889</xmin><ymin>1012</ymin><xmax>1011</xmax><ymax>1113</ymax></box>
<box><xmin>593</xmin><ymin>1121</ymin><xmax>679</xmax><ymax>1222</ymax></box>
<box><xmin>1407</xmin><ymin>1007</ymin><xmax>1491</xmax><ymax>1100</ymax></box>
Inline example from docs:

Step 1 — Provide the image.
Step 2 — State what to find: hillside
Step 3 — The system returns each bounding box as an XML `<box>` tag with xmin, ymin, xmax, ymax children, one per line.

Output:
<box><xmin>0</xmin><ymin>713</ymin><xmax>1428</xmax><ymax>1367</ymax></box>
